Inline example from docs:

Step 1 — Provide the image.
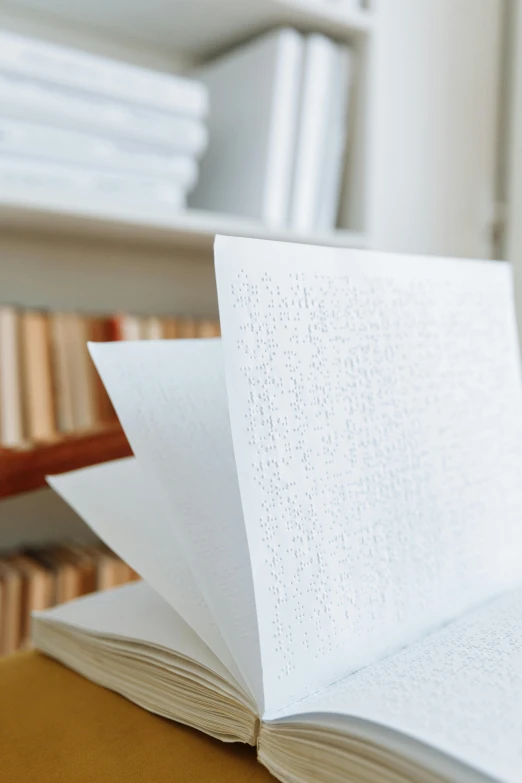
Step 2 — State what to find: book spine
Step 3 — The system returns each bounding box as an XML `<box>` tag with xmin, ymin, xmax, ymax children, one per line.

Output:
<box><xmin>0</xmin><ymin>155</ymin><xmax>187</xmax><ymax>210</ymax></box>
<box><xmin>289</xmin><ymin>35</ymin><xmax>339</xmax><ymax>232</ymax></box>
<box><xmin>87</xmin><ymin>317</ymin><xmax>117</xmax><ymax>424</ymax></box>
<box><xmin>49</xmin><ymin>313</ymin><xmax>75</xmax><ymax>433</ymax></box>
<box><xmin>0</xmin><ymin>73</ymin><xmax>209</xmax><ymax>154</ymax></box>
<box><xmin>20</xmin><ymin>311</ymin><xmax>56</xmax><ymax>442</ymax></box>
<box><xmin>0</xmin><ymin>307</ymin><xmax>24</xmax><ymax>446</ymax></box>
<box><xmin>315</xmin><ymin>47</ymin><xmax>353</xmax><ymax>232</ymax></box>
<box><xmin>0</xmin><ymin>117</ymin><xmax>199</xmax><ymax>185</ymax></box>
<box><xmin>0</xmin><ymin>32</ymin><xmax>208</xmax><ymax>118</ymax></box>
<box><xmin>263</xmin><ymin>30</ymin><xmax>304</xmax><ymax>228</ymax></box>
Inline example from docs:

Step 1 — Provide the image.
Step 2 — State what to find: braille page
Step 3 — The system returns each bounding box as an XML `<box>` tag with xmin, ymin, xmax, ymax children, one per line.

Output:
<box><xmin>47</xmin><ymin>458</ymin><xmax>245</xmax><ymax>689</ymax></box>
<box><xmin>89</xmin><ymin>339</ymin><xmax>263</xmax><ymax>711</ymax></box>
<box><xmin>268</xmin><ymin>586</ymin><xmax>522</xmax><ymax>783</ymax></box>
<box><xmin>215</xmin><ymin>235</ymin><xmax>522</xmax><ymax>715</ymax></box>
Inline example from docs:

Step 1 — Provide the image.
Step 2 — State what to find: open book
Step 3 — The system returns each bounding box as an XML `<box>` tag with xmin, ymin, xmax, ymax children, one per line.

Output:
<box><xmin>35</xmin><ymin>236</ymin><xmax>522</xmax><ymax>783</ymax></box>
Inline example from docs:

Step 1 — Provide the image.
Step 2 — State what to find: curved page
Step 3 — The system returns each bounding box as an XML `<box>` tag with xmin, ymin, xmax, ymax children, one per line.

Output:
<box><xmin>89</xmin><ymin>339</ymin><xmax>263</xmax><ymax>712</ymax></box>
<box><xmin>215</xmin><ymin>235</ymin><xmax>522</xmax><ymax>714</ymax></box>
<box><xmin>47</xmin><ymin>458</ymin><xmax>246</xmax><ymax>691</ymax></box>
<box><xmin>267</xmin><ymin>587</ymin><xmax>522</xmax><ymax>783</ymax></box>
<box><xmin>35</xmin><ymin>580</ymin><xmax>232</xmax><ymax>680</ymax></box>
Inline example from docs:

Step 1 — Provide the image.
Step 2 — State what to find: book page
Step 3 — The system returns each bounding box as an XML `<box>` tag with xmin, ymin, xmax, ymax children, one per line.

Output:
<box><xmin>47</xmin><ymin>458</ymin><xmax>245</xmax><ymax>689</ymax></box>
<box><xmin>35</xmin><ymin>580</ymin><xmax>233</xmax><ymax>683</ymax></box>
<box><xmin>215</xmin><ymin>235</ymin><xmax>522</xmax><ymax>714</ymax></box>
<box><xmin>268</xmin><ymin>586</ymin><xmax>522</xmax><ymax>783</ymax></box>
<box><xmin>89</xmin><ymin>339</ymin><xmax>263</xmax><ymax>711</ymax></box>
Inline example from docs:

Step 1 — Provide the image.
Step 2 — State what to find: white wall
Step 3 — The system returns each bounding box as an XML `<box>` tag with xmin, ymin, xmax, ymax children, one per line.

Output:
<box><xmin>1</xmin><ymin>231</ymin><xmax>218</xmax><ymax>317</ymax></box>
<box><xmin>505</xmin><ymin>0</ymin><xmax>522</xmax><ymax>331</ymax></box>
<box><xmin>370</xmin><ymin>0</ymin><xmax>503</xmax><ymax>260</ymax></box>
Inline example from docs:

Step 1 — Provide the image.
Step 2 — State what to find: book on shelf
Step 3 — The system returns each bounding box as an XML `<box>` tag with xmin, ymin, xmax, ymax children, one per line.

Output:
<box><xmin>0</xmin><ymin>542</ymin><xmax>138</xmax><ymax>657</ymax></box>
<box><xmin>190</xmin><ymin>29</ymin><xmax>353</xmax><ymax>232</ymax></box>
<box><xmin>20</xmin><ymin>309</ymin><xmax>56</xmax><ymax>442</ymax></box>
<box><xmin>190</xmin><ymin>29</ymin><xmax>304</xmax><ymax>227</ymax></box>
<box><xmin>0</xmin><ymin>72</ymin><xmax>209</xmax><ymax>154</ymax></box>
<box><xmin>0</xmin><ymin>32</ymin><xmax>208</xmax><ymax>118</ymax></box>
<box><xmin>290</xmin><ymin>36</ymin><xmax>353</xmax><ymax>232</ymax></box>
<box><xmin>0</xmin><ymin>307</ymin><xmax>220</xmax><ymax>449</ymax></box>
<box><xmin>0</xmin><ymin>306</ymin><xmax>23</xmax><ymax>447</ymax></box>
<box><xmin>34</xmin><ymin>235</ymin><xmax>522</xmax><ymax>783</ymax></box>
<box><xmin>0</xmin><ymin>116</ymin><xmax>200</xmax><ymax>183</ymax></box>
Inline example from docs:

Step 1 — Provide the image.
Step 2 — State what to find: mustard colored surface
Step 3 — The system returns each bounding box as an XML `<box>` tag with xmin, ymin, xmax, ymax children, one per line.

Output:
<box><xmin>0</xmin><ymin>650</ymin><xmax>272</xmax><ymax>782</ymax></box>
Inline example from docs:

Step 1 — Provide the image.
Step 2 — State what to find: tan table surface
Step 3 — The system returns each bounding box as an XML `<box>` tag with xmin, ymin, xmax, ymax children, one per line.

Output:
<box><xmin>0</xmin><ymin>650</ymin><xmax>273</xmax><ymax>782</ymax></box>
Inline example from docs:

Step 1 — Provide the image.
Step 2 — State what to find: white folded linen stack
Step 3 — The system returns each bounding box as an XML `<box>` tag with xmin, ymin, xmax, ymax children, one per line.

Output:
<box><xmin>0</xmin><ymin>32</ymin><xmax>209</xmax><ymax>216</ymax></box>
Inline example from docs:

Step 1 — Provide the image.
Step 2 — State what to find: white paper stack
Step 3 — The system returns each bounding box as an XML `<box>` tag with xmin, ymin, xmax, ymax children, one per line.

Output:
<box><xmin>0</xmin><ymin>32</ymin><xmax>209</xmax><ymax>215</ymax></box>
<box><xmin>189</xmin><ymin>29</ymin><xmax>353</xmax><ymax>232</ymax></box>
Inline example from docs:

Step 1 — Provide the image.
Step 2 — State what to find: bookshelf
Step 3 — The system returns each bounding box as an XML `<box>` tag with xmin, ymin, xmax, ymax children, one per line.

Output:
<box><xmin>2</xmin><ymin>0</ymin><xmax>376</xmax><ymax>249</ymax></box>
<box><xmin>0</xmin><ymin>0</ymin><xmax>377</xmax><ymax>550</ymax></box>
<box><xmin>0</xmin><ymin>198</ymin><xmax>368</xmax><ymax>252</ymax></box>
<box><xmin>3</xmin><ymin>0</ymin><xmax>374</xmax><ymax>58</ymax></box>
<box><xmin>0</xmin><ymin>425</ymin><xmax>131</xmax><ymax>500</ymax></box>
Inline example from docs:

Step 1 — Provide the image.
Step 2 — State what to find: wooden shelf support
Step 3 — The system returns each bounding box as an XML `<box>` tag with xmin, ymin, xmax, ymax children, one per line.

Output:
<box><xmin>0</xmin><ymin>426</ymin><xmax>132</xmax><ymax>500</ymax></box>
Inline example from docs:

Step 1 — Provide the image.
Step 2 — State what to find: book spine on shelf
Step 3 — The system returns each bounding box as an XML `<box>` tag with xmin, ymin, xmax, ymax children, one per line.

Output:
<box><xmin>0</xmin><ymin>155</ymin><xmax>187</xmax><ymax>210</ymax></box>
<box><xmin>263</xmin><ymin>29</ymin><xmax>305</xmax><ymax>228</ymax></box>
<box><xmin>289</xmin><ymin>35</ymin><xmax>340</xmax><ymax>232</ymax></box>
<box><xmin>0</xmin><ymin>73</ymin><xmax>209</xmax><ymax>155</ymax></box>
<box><xmin>0</xmin><ymin>32</ymin><xmax>208</xmax><ymax>118</ymax></box>
<box><xmin>315</xmin><ymin>46</ymin><xmax>353</xmax><ymax>232</ymax></box>
<box><xmin>20</xmin><ymin>310</ymin><xmax>56</xmax><ymax>442</ymax></box>
<box><xmin>87</xmin><ymin>318</ymin><xmax>117</xmax><ymax>425</ymax></box>
<box><xmin>0</xmin><ymin>307</ymin><xmax>24</xmax><ymax>447</ymax></box>
<box><xmin>0</xmin><ymin>117</ymin><xmax>199</xmax><ymax>186</ymax></box>
<box><xmin>49</xmin><ymin>313</ymin><xmax>76</xmax><ymax>434</ymax></box>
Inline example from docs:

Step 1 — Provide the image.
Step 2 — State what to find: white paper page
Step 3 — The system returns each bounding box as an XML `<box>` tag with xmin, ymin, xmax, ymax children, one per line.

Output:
<box><xmin>215</xmin><ymin>235</ymin><xmax>522</xmax><ymax>715</ymax></box>
<box><xmin>35</xmin><ymin>580</ymin><xmax>233</xmax><ymax>683</ymax></box>
<box><xmin>269</xmin><ymin>586</ymin><xmax>522</xmax><ymax>783</ymax></box>
<box><xmin>89</xmin><ymin>339</ymin><xmax>263</xmax><ymax>711</ymax></box>
<box><xmin>47</xmin><ymin>458</ymin><xmax>244</xmax><ymax>687</ymax></box>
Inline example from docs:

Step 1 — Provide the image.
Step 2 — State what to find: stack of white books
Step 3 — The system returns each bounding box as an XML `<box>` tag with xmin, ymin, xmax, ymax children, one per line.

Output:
<box><xmin>0</xmin><ymin>32</ymin><xmax>209</xmax><ymax>216</ymax></box>
<box><xmin>189</xmin><ymin>29</ymin><xmax>353</xmax><ymax>233</ymax></box>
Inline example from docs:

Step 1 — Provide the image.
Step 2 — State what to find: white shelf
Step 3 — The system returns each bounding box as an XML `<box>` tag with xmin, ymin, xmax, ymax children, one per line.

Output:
<box><xmin>3</xmin><ymin>0</ymin><xmax>374</xmax><ymax>60</ymax></box>
<box><xmin>0</xmin><ymin>195</ymin><xmax>368</xmax><ymax>252</ymax></box>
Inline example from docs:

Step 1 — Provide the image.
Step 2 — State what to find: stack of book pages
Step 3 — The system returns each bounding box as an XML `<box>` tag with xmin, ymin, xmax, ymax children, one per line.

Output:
<box><xmin>0</xmin><ymin>541</ymin><xmax>138</xmax><ymax>657</ymax></box>
<box><xmin>0</xmin><ymin>306</ymin><xmax>219</xmax><ymax>447</ymax></box>
<box><xmin>190</xmin><ymin>29</ymin><xmax>354</xmax><ymax>232</ymax></box>
<box><xmin>0</xmin><ymin>32</ymin><xmax>208</xmax><ymax>215</ymax></box>
<box><xmin>34</xmin><ymin>235</ymin><xmax>522</xmax><ymax>783</ymax></box>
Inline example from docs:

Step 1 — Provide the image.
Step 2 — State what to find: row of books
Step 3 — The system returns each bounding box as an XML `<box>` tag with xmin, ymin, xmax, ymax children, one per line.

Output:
<box><xmin>0</xmin><ymin>541</ymin><xmax>139</xmax><ymax>657</ymax></box>
<box><xmin>0</xmin><ymin>306</ymin><xmax>220</xmax><ymax>448</ymax></box>
<box><xmin>0</xmin><ymin>31</ymin><xmax>208</xmax><ymax>214</ymax></box>
<box><xmin>189</xmin><ymin>28</ymin><xmax>354</xmax><ymax>232</ymax></box>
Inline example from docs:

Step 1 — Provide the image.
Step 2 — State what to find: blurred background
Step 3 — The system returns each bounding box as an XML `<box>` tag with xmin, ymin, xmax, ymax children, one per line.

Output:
<box><xmin>0</xmin><ymin>0</ymin><xmax>520</xmax><ymax>654</ymax></box>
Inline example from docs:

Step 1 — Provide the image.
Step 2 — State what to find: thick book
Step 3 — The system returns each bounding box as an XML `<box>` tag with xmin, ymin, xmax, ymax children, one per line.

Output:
<box><xmin>0</xmin><ymin>116</ymin><xmax>199</xmax><ymax>185</ymax></box>
<box><xmin>189</xmin><ymin>29</ymin><xmax>303</xmax><ymax>226</ymax></box>
<box><xmin>289</xmin><ymin>35</ymin><xmax>353</xmax><ymax>232</ymax></box>
<box><xmin>37</xmin><ymin>236</ymin><xmax>522</xmax><ymax>783</ymax></box>
<box><xmin>0</xmin><ymin>72</ymin><xmax>209</xmax><ymax>154</ymax></box>
<box><xmin>0</xmin><ymin>32</ymin><xmax>208</xmax><ymax>118</ymax></box>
